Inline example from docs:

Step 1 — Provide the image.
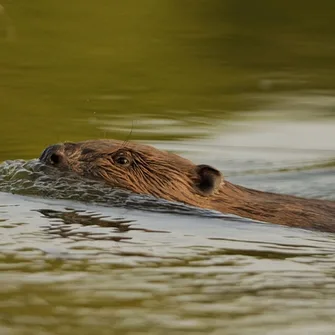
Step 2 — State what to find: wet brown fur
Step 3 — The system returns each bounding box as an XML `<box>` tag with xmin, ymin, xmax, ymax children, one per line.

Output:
<box><xmin>40</xmin><ymin>140</ymin><xmax>335</xmax><ymax>233</ymax></box>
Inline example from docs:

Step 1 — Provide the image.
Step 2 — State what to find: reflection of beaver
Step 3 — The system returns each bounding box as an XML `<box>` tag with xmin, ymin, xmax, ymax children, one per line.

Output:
<box><xmin>40</xmin><ymin>140</ymin><xmax>335</xmax><ymax>233</ymax></box>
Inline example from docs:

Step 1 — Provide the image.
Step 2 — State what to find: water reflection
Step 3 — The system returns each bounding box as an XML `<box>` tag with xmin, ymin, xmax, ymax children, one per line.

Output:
<box><xmin>1</xmin><ymin>190</ymin><xmax>335</xmax><ymax>334</ymax></box>
<box><xmin>1</xmin><ymin>0</ymin><xmax>335</xmax><ymax>334</ymax></box>
<box><xmin>1</xmin><ymin>1</ymin><xmax>335</xmax><ymax>160</ymax></box>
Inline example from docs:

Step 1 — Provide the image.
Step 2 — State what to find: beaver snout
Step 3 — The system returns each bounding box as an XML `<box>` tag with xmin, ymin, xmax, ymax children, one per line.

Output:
<box><xmin>39</xmin><ymin>144</ymin><xmax>66</xmax><ymax>166</ymax></box>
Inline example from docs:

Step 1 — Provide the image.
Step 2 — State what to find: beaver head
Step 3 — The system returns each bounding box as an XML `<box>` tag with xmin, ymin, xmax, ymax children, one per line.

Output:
<box><xmin>39</xmin><ymin>140</ymin><xmax>224</xmax><ymax>206</ymax></box>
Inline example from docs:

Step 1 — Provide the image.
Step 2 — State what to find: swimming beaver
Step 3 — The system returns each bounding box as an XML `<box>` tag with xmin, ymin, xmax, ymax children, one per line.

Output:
<box><xmin>40</xmin><ymin>140</ymin><xmax>335</xmax><ymax>233</ymax></box>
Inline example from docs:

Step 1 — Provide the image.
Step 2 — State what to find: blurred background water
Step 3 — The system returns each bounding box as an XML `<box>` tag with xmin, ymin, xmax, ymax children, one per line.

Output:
<box><xmin>0</xmin><ymin>1</ymin><xmax>335</xmax><ymax>334</ymax></box>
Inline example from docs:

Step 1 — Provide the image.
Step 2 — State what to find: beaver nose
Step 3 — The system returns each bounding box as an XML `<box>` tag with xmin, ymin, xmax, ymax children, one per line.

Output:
<box><xmin>39</xmin><ymin>144</ymin><xmax>64</xmax><ymax>165</ymax></box>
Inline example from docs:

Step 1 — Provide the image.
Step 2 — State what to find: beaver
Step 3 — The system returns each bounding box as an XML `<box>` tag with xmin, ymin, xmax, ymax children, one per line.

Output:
<box><xmin>39</xmin><ymin>140</ymin><xmax>335</xmax><ymax>233</ymax></box>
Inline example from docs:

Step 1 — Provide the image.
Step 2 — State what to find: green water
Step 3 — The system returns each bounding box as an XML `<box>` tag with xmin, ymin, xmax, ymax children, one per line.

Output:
<box><xmin>1</xmin><ymin>1</ymin><xmax>335</xmax><ymax>159</ymax></box>
<box><xmin>1</xmin><ymin>1</ymin><xmax>335</xmax><ymax>334</ymax></box>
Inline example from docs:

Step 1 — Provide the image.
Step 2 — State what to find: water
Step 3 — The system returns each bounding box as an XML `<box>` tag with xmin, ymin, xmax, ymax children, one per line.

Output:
<box><xmin>1</xmin><ymin>1</ymin><xmax>335</xmax><ymax>334</ymax></box>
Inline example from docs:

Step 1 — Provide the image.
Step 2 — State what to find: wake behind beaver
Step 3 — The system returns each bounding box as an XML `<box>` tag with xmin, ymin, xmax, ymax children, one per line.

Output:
<box><xmin>39</xmin><ymin>139</ymin><xmax>335</xmax><ymax>233</ymax></box>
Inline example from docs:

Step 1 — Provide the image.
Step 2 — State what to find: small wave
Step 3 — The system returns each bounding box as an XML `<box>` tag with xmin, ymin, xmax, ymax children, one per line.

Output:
<box><xmin>0</xmin><ymin>159</ymin><xmax>237</xmax><ymax>220</ymax></box>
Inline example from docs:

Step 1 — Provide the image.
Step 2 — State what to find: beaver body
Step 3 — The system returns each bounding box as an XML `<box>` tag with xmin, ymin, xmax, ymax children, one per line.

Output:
<box><xmin>40</xmin><ymin>140</ymin><xmax>335</xmax><ymax>233</ymax></box>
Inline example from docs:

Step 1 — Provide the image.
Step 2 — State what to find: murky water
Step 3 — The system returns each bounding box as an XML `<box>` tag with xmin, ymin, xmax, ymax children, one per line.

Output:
<box><xmin>1</xmin><ymin>122</ymin><xmax>335</xmax><ymax>335</ymax></box>
<box><xmin>1</xmin><ymin>1</ymin><xmax>335</xmax><ymax>334</ymax></box>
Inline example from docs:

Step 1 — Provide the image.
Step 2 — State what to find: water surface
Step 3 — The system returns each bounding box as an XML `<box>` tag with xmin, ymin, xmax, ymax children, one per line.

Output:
<box><xmin>1</xmin><ymin>1</ymin><xmax>335</xmax><ymax>334</ymax></box>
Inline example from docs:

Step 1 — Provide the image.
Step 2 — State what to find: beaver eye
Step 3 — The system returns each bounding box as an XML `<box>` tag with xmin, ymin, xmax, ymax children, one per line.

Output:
<box><xmin>112</xmin><ymin>150</ymin><xmax>132</xmax><ymax>167</ymax></box>
<box><xmin>116</xmin><ymin>156</ymin><xmax>128</xmax><ymax>165</ymax></box>
<box><xmin>115</xmin><ymin>155</ymin><xmax>131</xmax><ymax>166</ymax></box>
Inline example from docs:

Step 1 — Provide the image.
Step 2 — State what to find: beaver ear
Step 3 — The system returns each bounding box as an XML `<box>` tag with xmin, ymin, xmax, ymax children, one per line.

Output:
<box><xmin>194</xmin><ymin>164</ymin><xmax>223</xmax><ymax>196</ymax></box>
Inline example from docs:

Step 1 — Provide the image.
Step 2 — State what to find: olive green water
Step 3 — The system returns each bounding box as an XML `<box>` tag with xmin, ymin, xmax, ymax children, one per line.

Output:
<box><xmin>1</xmin><ymin>1</ymin><xmax>335</xmax><ymax>334</ymax></box>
